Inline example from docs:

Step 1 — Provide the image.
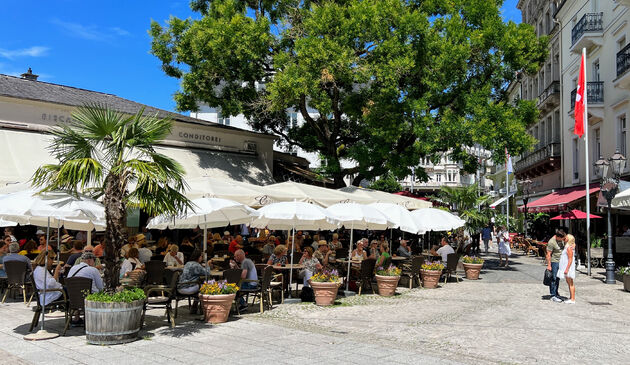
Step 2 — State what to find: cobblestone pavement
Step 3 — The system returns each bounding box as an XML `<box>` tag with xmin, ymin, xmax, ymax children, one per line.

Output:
<box><xmin>1</xmin><ymin>251</ymin><xmax>628</xmax><ymax>364</ymax></box>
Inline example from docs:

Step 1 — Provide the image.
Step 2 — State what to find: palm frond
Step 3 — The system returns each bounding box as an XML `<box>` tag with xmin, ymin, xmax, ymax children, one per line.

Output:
<box><xmin>32</xmin><ymin>159</ymin><xmax>103</xmax><ymax>193</ymax></box>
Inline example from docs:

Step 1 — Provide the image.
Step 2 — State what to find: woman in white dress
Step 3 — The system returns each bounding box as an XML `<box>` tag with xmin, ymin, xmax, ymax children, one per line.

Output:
<box><xmin>557</xmin><ymin>235</ymin><xmax>576</xmax><ymax>304</ymax></box>
<box><xmin>497</xmin><ymin>226</ymin><xmax>511</xmax><ymax>267</ymax></box>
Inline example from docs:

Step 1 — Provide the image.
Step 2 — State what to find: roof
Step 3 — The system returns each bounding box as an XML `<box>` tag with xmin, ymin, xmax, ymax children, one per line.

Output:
<box><xmin>0</xmin><ymin>73</ymin><xmax>275</xmax><ymax>139</ymax></box>
<box><xmin>519</xmin><ymin>184</ymin><xmax>600</xmax><ymax>213</ymax></box>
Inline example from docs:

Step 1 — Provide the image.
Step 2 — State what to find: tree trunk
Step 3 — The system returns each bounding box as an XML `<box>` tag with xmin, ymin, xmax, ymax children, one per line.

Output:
<box><xmin>102</xmin><ymin>173</ymin><xmax>127</xmax><ymax>291</ymax></box>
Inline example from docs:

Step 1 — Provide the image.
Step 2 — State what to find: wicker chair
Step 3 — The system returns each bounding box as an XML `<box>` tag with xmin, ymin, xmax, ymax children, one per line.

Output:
<box><xmin>402</xmin><ymin>256</ymin><xmax>424</xmax><ymax>289</ymax></box>
<box><xmin>1</xmin><ymin>260</ymin><xmax>33</xmax><ymax>305</ymax></box>
<box><xmin>144</xmin><ymin>260</ymin><xmax>166</xmax><ymax>286</ymax></box>
<box><xmin>443</xmin><ymin>253</ymin><xmax>459</xmax><ymax>284</ymax></box>
<box><xmin>356</xmin><ymin>258</ymin><xmax>376</xmax><ymax>295</ymax></box>
<box><xmin>144</xmin><ymin>271</ymin><xmax>179</xmax><ymax>328</ymax></box>
<box><xmin>62</xmin><ymin>277</ymin><xmax>92</xmax><ymax>335</ymax></box>
<box><xmin>29</xmin><ymin>274</ymin><xmax>68</xmax><ymax>332</ymax></box>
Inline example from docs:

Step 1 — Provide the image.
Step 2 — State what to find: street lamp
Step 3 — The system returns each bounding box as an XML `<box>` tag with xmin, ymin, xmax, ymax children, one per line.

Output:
<box><xmin>594</xmin><ymin>150</ymin><xmax>627</xmax><ymax>284</ymax></box>
<box><xmin>520</xmin><ymin>179</ymin><xmax>533</xmax><ymax>238</ymax></box>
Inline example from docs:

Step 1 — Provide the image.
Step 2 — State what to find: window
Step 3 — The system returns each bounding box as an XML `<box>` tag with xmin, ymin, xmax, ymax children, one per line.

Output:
<box><xmin>618</xmin><ymin>36</ymin><xmax>627</xmax><ymax>51</ymax></box>
<box><xmin>446</xmin><ymin>169</ymin><xmax>456</xmax><ymax>182</ymax></box>
<box><xmin>619</xmin><ymin>114</ymin><xmax>627</xmax><ymax>156</ymax></box>
<box><xmin>287</xmin><ymin>112</ymin><xmax>298</xmax><ymax>130</ymax></box>
<box><xmin>594</xmin><ymin>128</ymin><xmax>601</xmax><ymax>162</ymax></box>
<box><xmin>573</xmin><ymin>138</ymin><xmax>579</xmax><ymax>181</ymax></box>
<box><xmin>435</xmin><ymin>173</ymin><xmax>442</xmax><ymax>183</ymax></box>
<box><xmin>217</xmin><ymin>111</ymin><xmax>230</xmax><ymax>126</ymax></box>
<box><xmin>592</xmin><ymin>60</ymin><xmax>600</xmax><ymax>82</ymax></box>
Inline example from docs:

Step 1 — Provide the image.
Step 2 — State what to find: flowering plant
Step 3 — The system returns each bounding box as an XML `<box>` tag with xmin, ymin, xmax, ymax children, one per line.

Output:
<box><xmin>199</xmin><ymin>280</ymin><xmax>239</xmax><ymax>295</ymax></box>
<box><xmin>421</xmin><ymin>261</ymin><xmax>445</xmax><ymax>271</ymax></box>
<box><xmin>462</xmin><ymin>256</ymin><xmax>484</xmax><ymax>264</ymax></box>
<box><xmin>310</xmin><ymin>269</ymin><xmax>340</xmax><ymax>283</ymax></box>
<box><xmin>375</xmin><ymin>264</ymin><xmax>402</xmax><ymax>276</ymax></box>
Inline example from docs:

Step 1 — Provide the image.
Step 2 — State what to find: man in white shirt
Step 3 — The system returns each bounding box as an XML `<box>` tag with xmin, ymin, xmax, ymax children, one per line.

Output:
<box><xmin>67</xmin><ymin>252</ymin><xmax>104</xmax><ymax>293</ymax></box>
<box><xmin>431</xmin><ymin>238</ymin><xmax>455</xmax><ymax>263</ymax></box>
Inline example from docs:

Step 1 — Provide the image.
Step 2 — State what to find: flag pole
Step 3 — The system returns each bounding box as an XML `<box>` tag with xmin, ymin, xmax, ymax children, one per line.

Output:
<box><xmin>506</xmin><ymin>162</ymin><xmax>509</xmax><ymax>232</ymax></box>
<box><xmin>583</xmin><ymin>47</ymin><xmax>591</xmax><ymax>277</ymax></box>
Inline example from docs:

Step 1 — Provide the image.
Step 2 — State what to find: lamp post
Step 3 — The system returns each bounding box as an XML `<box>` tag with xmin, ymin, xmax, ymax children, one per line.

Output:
<box><xmin>521</xmin><ymin>179</ymin><xmax>532</xmax><ymax>238</ymax></box>
<box><xmin>594</xmin><ymin>150</ymin><xmax>627</xmax><ymax>284</ymax></box>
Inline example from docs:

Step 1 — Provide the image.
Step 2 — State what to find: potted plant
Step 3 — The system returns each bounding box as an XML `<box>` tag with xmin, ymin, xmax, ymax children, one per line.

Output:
<box><xmin>198</xmin><ymin>280</ymin><xmax>239</xmax><ymax>323</ymax></box>
<box><xmin>462</xmin><ymin>256</ymin><xmax>484</xmax><ymax>280</ymax></box>
<box><xmin>590</xmin><ymin>236</ymin><xmax>604</xmax><ymax>268</ymax></box>
<box><xmin>84</xmin><ymin>288</ymin><xmax>147</xmax><ymax>345</ymax></box>
<box><xmin>617</xmin><ymin>267</ymin><xmax>630</xmax><ymax>292</ymax></box>
<box><xmin>309</xmin><ymin>269</ymin><xmax>341</xmax><ymax>306</ymax></box>
<box><xmin>375</xmin><ymin>265</ymin><xmax>402</xmax><ymax>296</ymax></box>
<box><xmin>420</xmin><ymin>261</ymin><xmax>444</xmax><ymax>289</ymax></box>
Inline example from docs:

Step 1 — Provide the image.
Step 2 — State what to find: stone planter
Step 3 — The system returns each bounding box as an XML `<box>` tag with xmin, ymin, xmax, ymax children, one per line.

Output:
<box><xmin>85</xmin><ymin>299</ymin><xmax>144</xmax><ymax>345</ymax></box>
<box><xmin>310</xmin><ymin>281</ymin><xmax>340</xmax><ymax>306</ymax></box>
<box><xmin>624</xmin><ymin>274</ymin><xmax>630</xmax><ymax>292</ymax></box>
<box><xmin>375</xmin><ymin>275</ymin><xmax>400</xmax><ymax>296</ymax></box>
<box><xmin>420</xmin><ymin>270</ymin><xmax>441</xmax><ymax>289</ymax></box>
<box><xmin>462</xmin><ymin>263</ymin><xmax>483</xmax><ymax>280</ymax></box>
<box><xmin>199</xmin><ymin>293</ymin><xmax>236</xmax><ymax>323</ymax></box>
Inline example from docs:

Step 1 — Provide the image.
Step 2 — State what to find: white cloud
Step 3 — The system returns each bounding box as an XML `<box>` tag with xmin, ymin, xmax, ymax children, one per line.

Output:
<box><xmin>51</xmin><ymin>19</ymin><xmax>130</xmax><ymax>41</ymax></box>
<box><xmin>0</xmin><ymin>46</ymin><xmax>49</xmax><ymax>60</ymax></box>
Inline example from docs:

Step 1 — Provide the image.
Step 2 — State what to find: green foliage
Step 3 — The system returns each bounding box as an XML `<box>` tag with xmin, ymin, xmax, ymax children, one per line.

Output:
<box><xmin>86</xmin><ymin>288</ymin><xmax>146</xmax><ymax>303</ymax></box>
<box><xmin>375</xmin><ymin>265</ymin><xmax>402</xmax><ymax>276</ymax></box>
<box><xmin>617</xmin><ymin>266</ymin><xmax>630</xmax><ymax>276</ymax></box>
<box><xmin>368</xmin><ymin>172</ymin><xmax>402</xmax><ymax>193</ymax></box>
<box><xmin>590</xmin><ymin>236</ymin><xmax>603</xmax><ymax>248</ymax></box>
<box><xmin>462</xmin><ymin>256</ymin><xmax>484</xmax><ymax>264</ymax></box>
<box><xmin>421</xmin><ymin>261</ymin><xmax>445</xmax><ymax>271</ymax></box>
<box><xmin>150</xmin><ymin>0</ymin><xmax>547</xmax><ymax>186</ymax></box>
<box><xmin>435</xmin><ymin>185</ymin><xmax>492</xmax><ymax>232</ymax></box>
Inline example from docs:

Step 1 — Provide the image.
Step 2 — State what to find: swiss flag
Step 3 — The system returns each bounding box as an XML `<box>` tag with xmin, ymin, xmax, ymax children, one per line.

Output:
<box><xmin>574</xmin><ymin>53</ymin><xmax>586</xmax><ymax>138</ymax></box>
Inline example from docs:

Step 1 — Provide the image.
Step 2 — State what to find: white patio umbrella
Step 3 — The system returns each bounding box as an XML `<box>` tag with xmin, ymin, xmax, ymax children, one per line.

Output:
<box><xmin>368</xmin><ymin>203</ymin><xmax>422</xmax><ymax>234</ymax></box>
<box><xmin>409</xmin><ymin>208</ymin><xmax>465</xmax><ymax>233</ymax></box>
<box><xmin>185</xmin><ymin>177</ymin><xmax>302</xmax><ymax>207</ymax></box>
<box><xmin>0</xmin><ymin>189</ymin><xmax>106</xmax><ymax>341</ymax></box>
<box><xmin>264</xmin><ymin>181</ymin><xmax>372</xmax><ymax>207</ymax></box>
<box><xmin>147</xmin><ymin>197</ymin><xmax>258</xmax><ymax>274</ymax></box>
<box><xmin>324</xmin><ymin>203</ymin><xmax>392</xmax><ymax>292</ymax></box>
<box><xmin>250</xmin><ymin>201</ymin><xmax>340</xmax><ymax>299</ymax></box>
<box><xmin>339</xmin><ymin>186</ymin><xmax>432</xmax><ymax>210</ymax></box>
<box><xmin>0</xmin><ymin>217</ymin><xmax>17</xmax><ymax>227</ymax></box>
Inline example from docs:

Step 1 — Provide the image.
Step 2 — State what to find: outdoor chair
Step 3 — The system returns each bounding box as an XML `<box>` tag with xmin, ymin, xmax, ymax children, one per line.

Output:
<box><xmin>223</xmin><ymin>269</ymin><xmax>243</xmax><ymax>286</ymax></box>
<box><xmin>255</xmin><ymin>264</ymin><xmax>268</xmax><ymax>279</ymax></box>
<box><xmin>144</xmin><ymin>260</ymin><xmax>166</xmax><ymax>286</ymax></box>
<box><xmin>174</xmin><ymin>274</ymin><xmax>202</xmax><ymax>318</ymax></box>
<box><xmin>335</xmin><ymin>249</ymin><xmax>347</xmax><ymax>259</ymax></box>
<box><xmin>29</xmin><ymin>274</ymin><xmax>68</xmax><ymax>332</ymax></box>
<box><xmin>62</xmin><ymin>276</ymin><xmax>92</xmax><ymax>335</ymax></box>
<box><xmin>144</xmin><ymin>271</ymin><xmax>178</xmax><ymax>328</ymax></box>
<box><xmin>381</xmin><ymin>256</ymin><xmax>392</xmax><ymax>269</ymax></box>
<box><xmin>525</xmin><ymin>239</ymin><xmax>539</xmax><ymax>257</ymax></box>
<box><xmin>356</xmin><ymin>258</ymin><xmax>376</xmax><ymax>295</ymax></box>
<box><xmin>242</xmin><ymin>265</ymin><xmax>282</xmax><ymax>313</ymax></box>
<box><xmin>443</xmin><ymin>253</ymin><xmax>459</xmax><ymax>284</ymax></box>
<box><xmin>402</xmin><ymin>256</ymin><xmax>424</xmax><ymax>289</ymax></box>
<box><xmin>26</xmin><ymin>253</ymin><xmax>40</xmax><ymax>260</ymax></box>
<box><xmin>1</xmin><ymin>260</ymin><xmax>33</xmax><ymax>305</ymax></box>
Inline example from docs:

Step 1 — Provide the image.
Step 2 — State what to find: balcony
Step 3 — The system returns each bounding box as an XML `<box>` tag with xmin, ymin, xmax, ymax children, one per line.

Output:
<box><xmin>515</xmin><ymin>142</ymin><xmax>561</xmax><ymax>179</ymax></box>
<box><xmin>614</xmin><ymin>43</ymin><xmax>630</xmax><ymax>90</ymax></box>
<box><xmin>570</xmin><ymin>13</ymin><xmax>603</xmax><ymax>54</ymax></box>
<box><xmin>536</xmin><ymin>81</ymin><xmax>560</xmax><ymax>112</ymax></box>
<box><xmin>570</xmin><ymin>81</ymin><xmax>604</xmax><ymax>109</ymax></box>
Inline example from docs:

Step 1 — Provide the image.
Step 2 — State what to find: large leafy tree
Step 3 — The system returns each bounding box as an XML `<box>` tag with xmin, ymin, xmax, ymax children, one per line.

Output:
<box><xmin>32</xmin><ymin>104</ymin><xmax>191</xmax><ymax>290</ymax></box>
<box><xmin>150</xmin><ymin>0</ymin><xmax>546</xmax><ymax>187</ymax></box>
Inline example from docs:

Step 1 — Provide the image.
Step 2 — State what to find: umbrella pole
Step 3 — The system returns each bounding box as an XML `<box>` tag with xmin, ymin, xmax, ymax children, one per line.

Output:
<box><xmin>389</xmin><ymin>229</ymin><xmax>392</xmax><ymax>254</ymax></box>
<box><xmin>203</xmin><ymin>217</ymin><xmax>208</xmax><ymax>282</ymax></box>
<box><xmin>346</xmin><ymin>223</ymin><xmax>353</xmax><ymax>292</ymax></box>
<box><xmin>288</xmin><ymin>226</ymin><xmax>295</xmax><ymax>299</ymax></box>
<box><xmin>87</xmin><ymin>230</ymin><xmax>92</xmax><ymax>246</ymax></box>
<box><xmin>56</xmin><ymin>221</ymin><xmax>60</xmax><ymax>259</ymax></box>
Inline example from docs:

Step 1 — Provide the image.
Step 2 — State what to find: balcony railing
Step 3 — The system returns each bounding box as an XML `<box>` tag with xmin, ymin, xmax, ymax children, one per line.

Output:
<box><xmin>618</xmin><ymin>43</ymin><xmax>630</xmax><ymax>77</ymax></box>
<box><xmin>571</xmin><ymin>13</ymin><xmax>603</xmax><ymax>45</ymax></box>
<box><xmin>536</xmin><ymin>81</ymin><xmax>560</xmax><ymax>108</ymax></box>
<box><xmin>570</xmin><ymin>81</ymin><xmax>604</xmax><ymax>109</ymax></box>
<box><xmin>515</xmin><ymin>142</ymin><xmax>561</xmax><ymax>173</ymax></box>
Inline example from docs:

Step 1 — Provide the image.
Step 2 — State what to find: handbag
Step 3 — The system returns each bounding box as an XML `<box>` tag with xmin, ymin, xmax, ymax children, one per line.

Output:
<box><xmin>543</xmin><ymin>269</ymin><xmax>553</xmax><ymax>286</ymax></box>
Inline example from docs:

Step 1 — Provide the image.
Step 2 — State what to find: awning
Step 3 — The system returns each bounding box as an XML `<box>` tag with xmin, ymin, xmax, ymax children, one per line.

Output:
<box><xmin>519</xmin><ymin>184</ymin><xmax>600</xmax><ymax>213</ymax></box>
<box><xmin>0</xmin><ymin>129</ymin><xmax>58</xmax><ymax>187</ymax></box>
<box><xmin>490</xmin><ymin>192</ymin><xmax>515</xmax><ymax>209</ymax></box>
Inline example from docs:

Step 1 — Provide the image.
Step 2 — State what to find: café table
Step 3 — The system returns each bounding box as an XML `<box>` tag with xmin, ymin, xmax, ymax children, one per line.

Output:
<box><xmin>272</xmin><ymin>264</ymin><xmax>304</xmax><ymax>295</ymax></box>
<box><xmin>391</xmin><ymin>256</ymin><xmax>409</xmax><ymax>261</ymax></box>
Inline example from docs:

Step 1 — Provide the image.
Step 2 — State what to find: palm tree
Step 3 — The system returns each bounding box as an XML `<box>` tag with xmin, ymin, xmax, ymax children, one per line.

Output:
<box><xmin>32</xmin><ymin>104</ymin><xmax>191</xmax><ymax>290</ymax></box>
<box><xmin>434</xmin><ymin>185</ymin><xmax>492</xmax><ymax>233</ymax></box>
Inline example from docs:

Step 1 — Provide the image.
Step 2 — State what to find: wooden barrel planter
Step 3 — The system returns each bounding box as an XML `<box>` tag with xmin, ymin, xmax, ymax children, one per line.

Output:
<box><xmin>310</xmin><ymin>281</ymin><xmax>340</xmax><ymax>306</ymax></box>
<box><xmin>624</xmin><ymin>274</ymin><xmax>630</xmax><ymax>292</ymax></box>
<box><xmin>375</xmin><ymin>275</ymin><xmax>400</xmax><ymax>296</ymax></box>
<box><xmin>463</xmin><ymin>263</ymin><xmax>483</xmax><ymax>280</ymax></box>
<box><xmin>420</xmin><ymin>270</ymin><xmax>441</xmax><ymax>289</ymax></box>
<box><xmin>85</xmin><ymin>299</ymin><xmax>144</xmax><ymax>345</ymax></box>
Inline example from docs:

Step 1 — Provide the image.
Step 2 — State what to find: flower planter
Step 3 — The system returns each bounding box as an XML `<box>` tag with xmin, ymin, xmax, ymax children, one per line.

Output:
<box><xmin>624</xmin><ymin>274</ymin><xmax>630</xmax><ymax>292</ymax></box>
<box><xmin>310</xmin><ymin>281</ymin><xmax>340</xmax><ymax>306</ymax></box>
<box><xmin>199</xmin><ymin>293</ymin><xmax>236</xmax><ymax>323</ymax></box>
<box><xmin>85</xmin><ymin>299</ymin><xmax>144</xmax><ymax>345</ymax></box>
<box><xmin>462</xmin><ymin>263</ymin><xmax>483</xmax><ymax>280</ymax></box>
<box><xmin>375</xmin><ymin>275</ymin><xmax>400</xmax><ymax>296</ymax></box>
<box><xmin>420</xmin><ymin>270</ymin><xmax>441</xmax><ymax>289</ymax></box>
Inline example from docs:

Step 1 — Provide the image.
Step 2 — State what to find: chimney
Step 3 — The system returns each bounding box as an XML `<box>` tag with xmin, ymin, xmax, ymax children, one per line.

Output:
<box><xmin>20</xmin><ymin>68</ymin><xmax>39</xmax><ymax>81</ymax></box>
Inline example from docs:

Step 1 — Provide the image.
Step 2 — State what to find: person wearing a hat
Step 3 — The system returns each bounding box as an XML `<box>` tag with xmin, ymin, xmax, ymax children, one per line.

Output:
<box><xmin>120</xmin><ymin>235</ymin><xmax>138</xmax><ymax>258</ymax></box>
<box><xmin>396</xmin><ymin>239</ymin><xmax>412</xmax><ymax>258</ymax></box>
<box><xmin>313</xmin><ymin>240</ymin><xmax>333</xmax><ymax>267</ymax></box>
<box><xmin>135</xmin><ymin>234</ymin><xmax>152</xmax><ymax>263</ymax></box>
<box><xmin>60</xmin><ymin>234</ymin><xmax>74</xmax><ymax>252</ymax></box>
<box><xmin>67</xmin><ymin>251</ymin><xmax>103</xmax><ymax>293</ymax></box>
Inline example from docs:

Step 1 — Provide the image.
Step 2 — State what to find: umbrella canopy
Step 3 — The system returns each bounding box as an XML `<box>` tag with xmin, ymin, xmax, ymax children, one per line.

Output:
<box><xmin>0</xmin><ymin>190</ymin><xmax>106</xmax><ymax>231</ymax></box>
<box><xmin>409</xmin><ymin>208</ymin><xmax>465</xmax><ymax>232</ymax></box>
<box><xmin>147</xmin><ymin>197</ymin><xmax>258</xmax><ymax>229</ymax></box>
<box><xmin>324</xmin><ymin>203</ymin><xmax>392</xmax><ymax>230</ymax></box>
<box><xmin>263</xmin><ymin>181</ymin><xmax>371</xmax><ymax>207</ymax></box>
<box><xmin>550</xmin><ymin>209</ymin><xmax>602</xmax><ymax>220</ymax></box>
<box><xmin>0</xmin><ymin>217</ymin><xmax>17</xmax><ymax>227</ymax></box>
<box><xmin>367</xmin><ymin>203</ymin><xmax>421</xmax><ymax>234</ymax></box>
<box><xmin>185</xmin><ymin>177</ymin><xmax>302</xmax><ymax>207</ymax></box>
<box><xmin>339</xmin><ymin>186</ymin><xmax>432</xmax><ymax>210</ymax></box>
<box><xmin>250</xmin><ymin>201</ymin><xmax>340</xmax><ymax>230</ymax></box>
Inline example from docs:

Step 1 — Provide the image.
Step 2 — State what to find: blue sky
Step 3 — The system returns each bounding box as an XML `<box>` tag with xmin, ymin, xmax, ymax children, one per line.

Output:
<box><xmin>0</xmin><ymin>0</ymin><xmax>521</xmax><ymax>114</ymax></box>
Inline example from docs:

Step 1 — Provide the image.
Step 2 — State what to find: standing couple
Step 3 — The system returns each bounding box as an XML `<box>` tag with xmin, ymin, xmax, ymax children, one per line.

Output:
<box><xmin>545</xmin><ymin>227</ymin><xmax>576</xmax><ymax>304</ymax></box>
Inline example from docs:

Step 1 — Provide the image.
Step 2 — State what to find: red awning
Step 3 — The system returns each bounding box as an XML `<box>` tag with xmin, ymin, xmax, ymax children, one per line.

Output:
<box><xmin>519</xmin><ymin>184</ymin><xmax>600</xmax><ymax>213</ymax></box>
<box><xmin>550</xmin><ymin>209</ymin><xmax>602</xmax><ymax>220</ymax></box>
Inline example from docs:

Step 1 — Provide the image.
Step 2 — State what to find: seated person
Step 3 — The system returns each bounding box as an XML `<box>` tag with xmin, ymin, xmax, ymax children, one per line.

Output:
<box><xmin>396</xmin><ymin>239</ymin><xmax>412</xmax><ymax>258</ymax></box>
<box><xmin>313</xmin><ymin>240</ymin><xmax>333</xmax><ymax>266</ymax></box>
<box><xmin>92</xmin><ymin>241</ymin><xmax>105</xmax><ymax>258</ymax></box>
<box><xmin>67</xmin><ymin>252</ymin><xmax>104</xmax><ymax>293</ymax></box>
<box><xmin>231</xmin><ymin>249</ymin><xmax>258</xmax><ymax>311</ymax></box>
<box><xmin>0</xmin><ymin>240</ymin><xmax>8</xmax><ymax>278</ymax></box>
<box><xmin>155</xmin><ymin>237</ymin><xmax>170</xmax><ymax>256</ymax></box>
<box><xmin>298</xmin><ymin>247</ymin><xmax>321</xmax><ymax>287</ymax></box>
<box><xmin>178</xmin><ymin>250</ymin><xmax>214</xmax><ymax>313</ymax></box>
<box><xmin>64</xmin><ymin>241</ymin><xmax>85</xmax><ymax>268</ymax></box>
<box><xmin>229</xmin><ymin>235</ymin><xmax>244</xmax><ymax>254</ymax></box>
<box><xmin>74</xmin><ymin>245</ymin><xmax>102</xmax><ymax>269</ymax></box>
<box><xmin>19</xmin><ymin>239</ymin><xmax>40</xmax><ymax>256</ymax></box>
<box><xmin>351</xmin><ymin>240</ymin><xmax>368</xmax><ymax>262</ymax></box>
<box><xmin>32</xmin><ymin>251</ymin><xmax>64</xmax><ymax>306</ymax></box>
<box><xmin>211</xmin><ymin>233</ymin><xmax>223</xmax><ymax>246</ymax></box>
<box><xmin>135</xmin><ymin>235</ymin><xmax>153</xmax><ymax>264</ymax></box>
<box><xmin>59</xmin><ymin>234</ymin><xmax>74</xmax><ymax>252</ymax></box>
<box><xmin>262</xmin><ymin>238</ymin><xmax>275</xmax><ymax>256</ymax></box>
<box><xmin>36</xmin><ymin>236</ymin><xmax>53</xmax><ymax>252</ymax></box>
<box><xmin>120</xmin><ymin>236</ymin><xmax>138</xmax><ymax>258</ymax></box>
<box><xmin>120</xmin><ymin>248</ymin><xmax>145</xmax><ymax>279</ymax></box>
<box><xmin>2</xmin><ymin>242</ymin><xmax>33</xmax><ymax>277</ymax></box>
<box><xmin>179</xmin><ymin>237</ymin><xmax>195</xmax><ymax>260</ymax></box>
<box><xmin>430</xmin><ymin>238</ymin><xmax>455</xmax><ymax>263</ymax></box>
<box><xmin>368</xmin><ymin>240</ymin><xmax>380</xmax><ymax>260</ymax></box>
<box><xmin>376</xmin><ymin>242</ymin><xmax>391</xmax><ymax>268</ymax></box>
<box><xmin>329</xmin><ymin>233</ymin><xmax>343</xmax><ymax>251</ymax></box>
<box><xmin>163</xmin><ymin>244</ymin><xmax>185</xmax><ymax>267</ymax></box>
<box><xmin>267</xmin><ymin>245</ymin><xmax>288</xmax><ymax>265</ymax></box>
